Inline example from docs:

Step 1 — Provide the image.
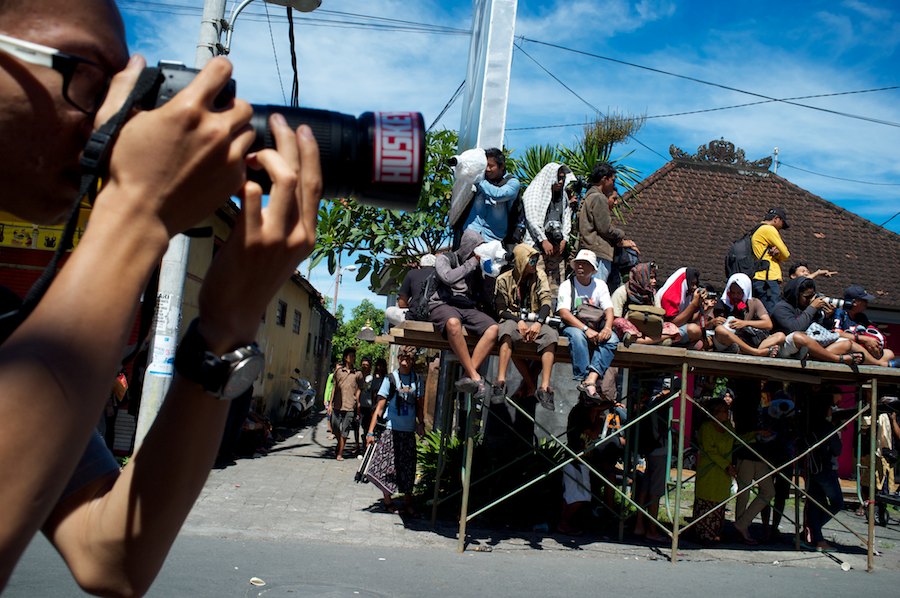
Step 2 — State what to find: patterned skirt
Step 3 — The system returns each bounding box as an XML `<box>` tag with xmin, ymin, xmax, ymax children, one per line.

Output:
<box><xmin>692</xmin><ymin>497</ymin><xmax>725</xmax><ymax>543</ymax></box>
<box><xmin>367</xmin><ymin>429</ymin><xmax>417</xmax><ymax>496</ymax></box>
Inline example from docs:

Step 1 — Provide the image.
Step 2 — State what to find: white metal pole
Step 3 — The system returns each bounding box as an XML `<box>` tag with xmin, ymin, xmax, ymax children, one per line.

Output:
<box><xmin>135</xmin><ymin>0</ymin><xmax>227</xmax><ymax>448</ymax></box>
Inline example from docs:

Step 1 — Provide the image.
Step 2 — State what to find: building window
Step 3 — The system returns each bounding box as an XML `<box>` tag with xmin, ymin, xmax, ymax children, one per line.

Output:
<box><xmin>276</xmin><ymin>300</ymin><xmax>287</xmax><ymax>327</ymax></box>
<box><xmin>293</xmin><ymin>309</ymin><xmax>302</xmax><ymax>334</ymax></box>
<box><xmin>306</xmin><ymin>333</ymin><xmax>312</xmax><ymax>354</ymax></box>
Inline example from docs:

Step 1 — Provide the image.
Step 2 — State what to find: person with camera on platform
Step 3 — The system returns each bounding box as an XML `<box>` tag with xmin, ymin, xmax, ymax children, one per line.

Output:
<box><xmin>493</xmin><ymin>243</ymin><xmax>559</xmax><ymax>411</ymax></box>
<box><xmin>462</xmin><ymin>147</ymin><xmax>520</xmax><ymax>243</ymax></box>
<box><xmin>0</xmin><ymin>1</ymin><xmax>324</xmax><ymax>593</ymax></box>
<box><xmin>610</xmin><ymin>262</ymin><xmax>681</xmax><ymax>347</ymax></box>
<box><xmin>557</xmin><ymin>250</ymin><xmax>619</xmax><ymax>407</ymax></box>
<box><xmin>751</xmin><ymin>208</ymin><xmax>791</xmax><ymax>314</ymax></box>
<box><xmin>655</xmin><ymin>267</ymin><xmax>705</xmax><ymax>348</ymax></box>
<box><xmin>577</xmin><ymin>162</ymin><xmax>639</xmax><ymax>283</ymax></box>
<box><xmin>770</xmin><ymin>277</ymin><xmax>864</xmax><ymax>367</ymax></box>
<box><xmin>789</xmin><ymin>262</ymin><xmax>837</xmax><ymax>281</ymax></box>
<box><xmin>710</xmin><ymin>273</ymin><xmax>786</xmax><ymax>358</ymax></box>
<box><xmin>832</xmin><ymin>284</ymin><xmax>897</xmax><ymax>368</ymax></box>
<box><xmin>522</xmin><ymin>162</ymin><xmax>576</xmax><ymax>303</ymax></box>
<box><xmin>428</xmin><ymin>229</ymin><xmax>499</xmax><ymax>406</ymax></box>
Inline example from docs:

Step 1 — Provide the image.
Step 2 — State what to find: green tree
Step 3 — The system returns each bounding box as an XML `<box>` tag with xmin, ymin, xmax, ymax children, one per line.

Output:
<box><xmin>331</xmin><ymin>299</ymin><xmax>386</xmax><ymax>364</ymax></box>
<box><xmin>311</xmin><ymin>129</ymin><xmax>459</xmax><ymax>292</ymax></box>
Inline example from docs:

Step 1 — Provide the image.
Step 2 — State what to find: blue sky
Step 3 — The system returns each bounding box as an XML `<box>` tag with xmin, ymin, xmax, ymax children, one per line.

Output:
<box><xmin>119</xmin><ymin>1</ymin><xmax>900</xmax><ymax>315</ymax></box>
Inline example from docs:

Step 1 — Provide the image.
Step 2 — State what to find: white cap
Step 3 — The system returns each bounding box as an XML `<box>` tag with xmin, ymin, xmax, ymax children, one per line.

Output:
<box><xmin>573</xmin><ymin>249</ymin><xmax>598</xmax><ymax>270</ymax></box>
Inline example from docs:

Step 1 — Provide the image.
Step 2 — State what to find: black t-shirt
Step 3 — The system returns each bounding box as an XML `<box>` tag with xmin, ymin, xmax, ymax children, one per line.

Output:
<box><xmin>399</xmin><ymin>266</ymin><xmax>435</xmax><ymax>310</ymax></box>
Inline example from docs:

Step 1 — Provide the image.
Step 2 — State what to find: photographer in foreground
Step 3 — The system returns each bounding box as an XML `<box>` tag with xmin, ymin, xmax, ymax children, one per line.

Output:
<box><xmin>0</xmin><ymin>1</ymin><xmax>322</xmax><ymax>594</ymax></box>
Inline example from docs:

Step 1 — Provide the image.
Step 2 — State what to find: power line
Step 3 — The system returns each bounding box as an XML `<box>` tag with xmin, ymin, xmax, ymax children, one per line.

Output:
<box><xmin>262</xmin><ymin>2</ymin><xmax>287</xmax><ymax>105</ymax></box>
<box><xmin>507</xmin><ymin>86</ymin><xmax>899</xmax><ymax>131</ymax></box>
<box><xmin>778</xmin><ymin>162</ymin><xmax>900</xmax><ymax>186</ymax></box>
<box><xmin>513</xmin><ymin>42</ymin><xmax>668</xmax><ymax>161</ymax></box>
<box><xmin>428</xmin><ymin>80</ymin><xmax>465</xmax><ymax>132</ymax></box>
<box><xmin>519</xmin><ymin>37</ymin><xmax>900</xmax><ymax>129</ymax></box>
<box><xmin>880</xmin><ymin>212</ymin><xmax>899</xmax><ymax>227</ymax></box>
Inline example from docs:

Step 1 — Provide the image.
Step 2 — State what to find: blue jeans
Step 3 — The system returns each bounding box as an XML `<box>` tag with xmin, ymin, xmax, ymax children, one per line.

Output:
<box><xmin>806</xmin><ymin>470</ymin><xmax>843</xmax><ymax>543</ymax></box>
<box><xmin>562</xmin><ymin>326</ymin><xmax>619</xmax><ymax>381</ymax></box>
<box><xmin>595</xmin><ymin>259</ymin><xmax>612</xmax><ymax>283</ymax></box>
<box><xmin>752</xmin><ymin>280</ymin><xmax>780</xmax><ymax>316</ymax></box>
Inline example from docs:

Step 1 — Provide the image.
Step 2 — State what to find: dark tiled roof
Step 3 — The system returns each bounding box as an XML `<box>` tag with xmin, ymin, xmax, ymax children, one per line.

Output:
<box><xmin>619</xmin><ymin>145</ymin><xmax>900</xmax><ymax>309</ymax></box>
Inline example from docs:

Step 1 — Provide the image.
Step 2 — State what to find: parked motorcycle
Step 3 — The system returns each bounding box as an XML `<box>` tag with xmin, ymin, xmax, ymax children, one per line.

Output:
<box><xmin>285</xmin><ymin>369</ymin><xmax>316</xmax><ymax>425</ymax></box>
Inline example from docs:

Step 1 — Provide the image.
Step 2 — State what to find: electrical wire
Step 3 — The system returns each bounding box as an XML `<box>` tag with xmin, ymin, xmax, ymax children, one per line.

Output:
<box><xmin>263</xmin><ymin>1</ymin><xmax>288</xmax><ymax>105</ymax></box>
<box><xmin>514</xmin><ymin>42</ymin><xmax>668</xmax><ymax>161</ymax></box>
<box><xmin>428</xmin><ymin>80</ymin><xmax>466</xmax><ymax>132</ymax></box>
<box><xmin>519</xmin><ymin>37</ymin><xmax>900</xmax><ymax>129</ymax></box>
<box><xmin>507</xmin><ymin>86</ymin><xmax>899</xmax><ymax>131</ymax></box>
<box><xmin>880</xmin><ymin>212</ymin><xmax>899</xmax><ymax>227</ymax></box>
<box><xmin>778</xmin><ymin>162</ymin><xmax>900</xmax><ymax>186</ymax></box>
<box><xmin>287</xmin><ymin>7</ymin><xmax>299</xmax><ymax>107</ymax></box>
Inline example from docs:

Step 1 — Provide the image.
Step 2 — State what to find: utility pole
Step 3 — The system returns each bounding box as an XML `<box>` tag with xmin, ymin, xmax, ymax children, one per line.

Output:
<box><xmin>135</xmin><ymin>0</ymin><xmax>226</xmax><ymax>448</ymax></box>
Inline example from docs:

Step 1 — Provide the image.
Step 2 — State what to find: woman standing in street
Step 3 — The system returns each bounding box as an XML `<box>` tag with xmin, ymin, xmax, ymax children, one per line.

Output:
<box><xmin>366</xmin><ymin>346</ymin><xmax>424</xmax><ymax>514</ymax></box>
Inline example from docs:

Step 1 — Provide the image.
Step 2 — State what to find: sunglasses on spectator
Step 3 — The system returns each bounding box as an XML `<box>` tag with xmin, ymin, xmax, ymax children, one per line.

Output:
<box><xmin>0</xmin><ymin>33</ymin><xmax>112</xmax><ymax>115</ymax></box>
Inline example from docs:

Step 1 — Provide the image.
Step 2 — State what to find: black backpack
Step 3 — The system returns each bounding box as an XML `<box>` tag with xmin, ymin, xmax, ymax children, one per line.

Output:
<box><xmin>406</xmin><ymin>253</ymin><xmax>458</xmax><ymax>322</ymax></box>
<box><xmin>724</xmin><ymin>224</ymin><xmax>767</xmax><ymax>279</ymax></box>
<box><xmin>503</xmin><ymin>175</ymin><xmax>526</xmax><ymax>246</ymax></box>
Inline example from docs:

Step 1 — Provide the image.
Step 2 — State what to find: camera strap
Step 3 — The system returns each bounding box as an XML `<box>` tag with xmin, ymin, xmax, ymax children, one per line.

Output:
<box><xmin>0</xmin><ymin>68</ymin><xmax>163</xmax><ymax>344</ymax></box>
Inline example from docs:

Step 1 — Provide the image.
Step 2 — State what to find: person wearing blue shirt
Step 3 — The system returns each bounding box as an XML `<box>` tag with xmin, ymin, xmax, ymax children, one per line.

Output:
<box><xmin>365</xmin><ymin>346</ymin><xmax>424</xmax><ymax>514</ymax></box>
<box><xmin>462</xmin><ymin>147</ymin><xmax>520</xmax><ymax>242</ymax></box>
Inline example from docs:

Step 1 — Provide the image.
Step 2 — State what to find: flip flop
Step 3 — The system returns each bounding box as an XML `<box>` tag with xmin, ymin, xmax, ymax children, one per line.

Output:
<box><xmin>766</xmin><ymin>345</ymin><xmax>781</xmax><ymax>358</ymax></box>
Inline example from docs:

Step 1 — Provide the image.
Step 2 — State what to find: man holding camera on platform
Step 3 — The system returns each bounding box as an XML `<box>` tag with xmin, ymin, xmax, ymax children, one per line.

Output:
<box><xmin>577</xmin><ymin>162</ymin><xmax>639</xmax><ymax>283</ymax></box>
<box><xmin>557</xmin><ymin>250</ymin><xmax>619</xmax><ymax>407</ymax></box>
<box><xmin>0</xmin><ymin>0</ymin><xmax>323</xmax><ymax>593</ymax></box>
<box><xmin>493</xmin><ymin>244</ymin><xmax>559</xmax><ymax>411</ymax></box>
<box><xmin>751</xmin><ymin>207</ymin><xmax>791</xmax><ymax>314</ymax></box>
<box><xmin>522</xmin><ymin>162</ymin><xmax>576</xmax><ymax>303</ymax></box>
<box><xmin>832</xmin><ymin>285</ymin><xmax>897</xmax><ymax>368</ymax></box>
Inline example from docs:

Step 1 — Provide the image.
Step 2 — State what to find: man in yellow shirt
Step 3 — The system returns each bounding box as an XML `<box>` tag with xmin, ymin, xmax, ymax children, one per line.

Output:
<box><xmin>751</xmin><ymin>208</ymin><xmax>790</xmax><ymax>313</ymax></box>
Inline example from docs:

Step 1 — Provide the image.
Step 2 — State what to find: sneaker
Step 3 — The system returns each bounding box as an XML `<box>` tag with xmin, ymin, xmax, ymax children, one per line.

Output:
<box><xmin>491</xmin><ymin>382</ymin><xmax>507</xmax><ymax>404</ymax></box>
<box><xmin>472</xmin><ymin>378</ymin><xmax>489</xmax><ymax>412</ymax></box>
<box><xmin>622</xmin><ymin>332</ymin><xmax>636</xmax><ymax>348</ymax></box>
<box><xmin>536</xmin><ymin>388</ymin><xmax>555</xmax><ymax>411</ymax></box>
<box><xmin>455</xmin><ymin>376</ymin><xmax>480</xmax><ymax>394</ymax></box>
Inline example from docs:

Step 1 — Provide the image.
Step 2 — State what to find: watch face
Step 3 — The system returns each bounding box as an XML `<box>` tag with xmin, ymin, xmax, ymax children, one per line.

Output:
<box><xmin>221</xmin><ymin>354</ymin><xmax>264</xmax><ymax>400</ymax></box>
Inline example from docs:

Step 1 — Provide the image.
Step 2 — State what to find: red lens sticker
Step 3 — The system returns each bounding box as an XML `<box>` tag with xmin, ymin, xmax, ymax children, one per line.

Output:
<box><xmin>373</xmin><ymin>112</ymin><xmax>420</xmax><ymax>184</ymax></box>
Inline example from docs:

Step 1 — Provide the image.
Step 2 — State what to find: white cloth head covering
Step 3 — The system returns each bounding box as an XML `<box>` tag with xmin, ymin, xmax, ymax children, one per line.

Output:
<box><xmin>723</xmin><ymin>273</ymin><xmax>752</xmax><ymax>309</ymax></box>
<box><xmin>522</xmin><ymin>162</ymin><xmax>575</xmax><ymax>245</ymax></box>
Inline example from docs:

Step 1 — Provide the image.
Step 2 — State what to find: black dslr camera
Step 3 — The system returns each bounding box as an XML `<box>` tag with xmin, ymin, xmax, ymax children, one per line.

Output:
<box><xmin>566</xmin><ymin>176</ymin><xmax>588</xmax><ymax>196</ymax></box>
<box><xmin>140</xmin><ymin>62</ymin><xmax>426</xmax><ymax>211</ymax></box>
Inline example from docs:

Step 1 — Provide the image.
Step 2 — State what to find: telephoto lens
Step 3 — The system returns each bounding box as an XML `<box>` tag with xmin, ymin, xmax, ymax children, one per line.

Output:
<box><xmin>140</xmin><ymin>62</ymin><xmax>426</xmax><ymax>211</ymax></box>
<box><xmin>248</xmin><ymin>107</ymin><xmax>425</xmax><ymax>211</ymax></box>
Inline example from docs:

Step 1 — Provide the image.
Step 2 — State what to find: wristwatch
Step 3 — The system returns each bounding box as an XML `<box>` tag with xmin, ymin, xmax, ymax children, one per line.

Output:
<box><xmin>174</xmin><ymin>318</ymin><xmax>264</xmax><ymax>400</ymax></box>
<box><xmin>582</xmin><ymin>324</ymin><xmax>589</xmax><ymax>332</ymax></box>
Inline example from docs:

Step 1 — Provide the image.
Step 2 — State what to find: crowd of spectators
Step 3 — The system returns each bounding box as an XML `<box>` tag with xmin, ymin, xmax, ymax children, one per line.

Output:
<box><xmin>379</xmin><ymin>152</ymin><xmax>898</xmax><ymax>546</ymax></box>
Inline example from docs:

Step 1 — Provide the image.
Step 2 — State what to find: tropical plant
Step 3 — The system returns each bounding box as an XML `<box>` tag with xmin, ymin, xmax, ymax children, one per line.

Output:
<box><xmin>330</xmin><ymin>299</ymin><xmax>386</xmax><ymax>363</ymax></box>
<box><xmin>310</xmin><ymin>129</ymin><xmax>459</xmax><ymax>291</ymax></box>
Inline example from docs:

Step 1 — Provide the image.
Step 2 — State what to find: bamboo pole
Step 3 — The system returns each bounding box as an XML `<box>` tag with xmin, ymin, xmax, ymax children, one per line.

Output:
<box><xmin>457</xmin><ymin>394</ymin><xmax>475</xmax><ymax>553</ymax></box>
<box><xmin>671</xmin><ymin>362</ymin><xmax>689</xmax><ymax>563</ymax></box>
<box><xmin>867</xmin><ymin>378</ymin><xmax>877</xmax><ymax>572</ymax></box>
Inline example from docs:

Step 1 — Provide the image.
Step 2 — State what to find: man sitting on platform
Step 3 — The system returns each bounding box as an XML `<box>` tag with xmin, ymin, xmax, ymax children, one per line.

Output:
<box><xmin>428</xmin><ymin>230</ymin><xmax>499</xmax><ymax>404</ymax></box>
<box><xmin>832</xmin><ymin>284</ymin><xmax>897</xmax><ymax>368</ymax></box>
<box><xmin>711</xmin><ymin>273</ymin><xmax>786</xmax><ymax>358</ymax></box>
<box><xmin>655</xmin><ymin>267</ymin><xmax>705</xmax><ymax>347</ymax></box>
<box><xmin>493</xmin><ymin>244</ymin><xmax>559</xmax><ymax>410</ymax></box>
<box><xmin>557</xmin><ymin>250</ymin><xmax>619</xmax><ymax>406</ymax></box>
<box><xmin>770</xmin><ymin>277</ymin><xmax>863</xmax><ymax>367</ymax></box>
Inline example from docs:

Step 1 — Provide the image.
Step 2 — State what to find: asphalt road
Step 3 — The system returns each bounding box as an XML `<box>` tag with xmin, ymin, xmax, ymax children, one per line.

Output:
<box><xmin>8</xmin><ymin>532</ymin><xmax>900</xmax><ymax>597</ymax></box>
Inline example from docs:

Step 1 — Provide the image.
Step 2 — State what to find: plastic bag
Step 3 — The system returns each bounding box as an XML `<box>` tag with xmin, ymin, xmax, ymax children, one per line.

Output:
<box><xmin>473</xmin><ymin>240</ymin><xmax>509</xmax><ymax>278</ymax></box>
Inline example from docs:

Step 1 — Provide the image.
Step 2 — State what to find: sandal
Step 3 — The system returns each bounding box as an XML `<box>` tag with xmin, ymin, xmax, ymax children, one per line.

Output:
<box><xmin>766</xmin><ymin>345</ymin><xmax>781</xmax><ymax>358</ymax></box>
<box><xmin>797</xmin><ymin>346</ymin><xmax>809</xmax><ymax>368</ymax></box>
<box><xmin>839</xmin><ymin>351</ymin><xmax>864</xmax><ymax>370</ymax></box>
